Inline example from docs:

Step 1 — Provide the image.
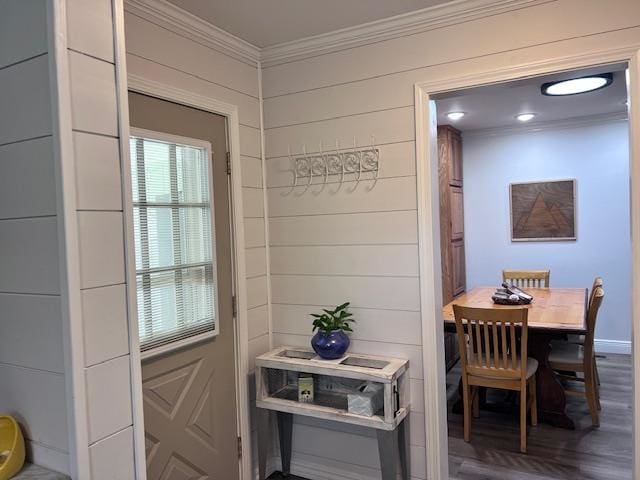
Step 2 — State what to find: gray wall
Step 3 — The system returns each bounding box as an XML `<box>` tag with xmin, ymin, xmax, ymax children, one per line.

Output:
<box><xmin>463</xmin><ymin>119</ymin><xmax>631</xmax><ymax>344</ymax></box>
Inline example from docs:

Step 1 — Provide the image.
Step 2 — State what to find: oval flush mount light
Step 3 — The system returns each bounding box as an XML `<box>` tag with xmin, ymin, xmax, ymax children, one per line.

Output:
<box><xmin>446</xmin><ymin>111</ymin><xmax>465</xmax><ymax>121</ymax></box>
<box><xmin>541</xmin><ymin>73</ymin><xmax>613</xmax><ymax>96</ymax></box>
<box><xmin>516</xmin><ymin>113</ymin><xmax>536</xmax><ymax>122</ymax></box>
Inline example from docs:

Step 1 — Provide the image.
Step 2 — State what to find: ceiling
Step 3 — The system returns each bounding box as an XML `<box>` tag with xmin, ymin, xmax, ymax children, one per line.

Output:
<box><xmin>166</xmin><ymin>0</ymin><xmax>453</xmax><ymax>47</ymax></box>
<box><xmin>435</xmin><ymin>65</ymin><xmax>629</xmax><ymax>132</ymax></box>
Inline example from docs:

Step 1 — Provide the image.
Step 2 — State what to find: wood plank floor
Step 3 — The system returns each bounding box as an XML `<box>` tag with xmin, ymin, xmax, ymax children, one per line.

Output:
<box><xmin>447</xmin><ymin>353</ymin><xmax>633</xmax><ymax>480</ymax></box>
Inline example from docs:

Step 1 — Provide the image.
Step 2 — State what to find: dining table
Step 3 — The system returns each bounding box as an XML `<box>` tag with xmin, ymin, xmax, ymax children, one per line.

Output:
<box><xmin>443</xmin><ymin>286</ymin><xmax>588</xmax><ymax>429</ymax></box>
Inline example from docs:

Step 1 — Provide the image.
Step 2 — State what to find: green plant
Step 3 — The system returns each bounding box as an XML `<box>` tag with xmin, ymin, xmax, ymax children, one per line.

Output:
<box><xmin>311</xmin><ymin>302</ymin><xmax>355</xmax><ymax>334</ymax></box>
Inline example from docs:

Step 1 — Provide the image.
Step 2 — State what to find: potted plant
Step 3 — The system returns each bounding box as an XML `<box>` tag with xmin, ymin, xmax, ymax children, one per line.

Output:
<box><xmin>310</xmin><ymin>302</ymin><xmax>354</xmax><ymax>360</ymax></box>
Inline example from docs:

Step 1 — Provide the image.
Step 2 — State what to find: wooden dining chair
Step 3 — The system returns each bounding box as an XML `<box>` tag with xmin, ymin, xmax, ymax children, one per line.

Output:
<box><xmin>549</xmin><ymin>286</ymin><xmax>604</xmax><ymax>427</ymax></box>
<box><xmin>453</xmin><ymin>305</ymin><xmax>538</xmax><ymax>453</ymax></box>
<box><xmin>502</xmin><ymin>269</ymin><xmax>550</xmax><ymax>288</ymax></box>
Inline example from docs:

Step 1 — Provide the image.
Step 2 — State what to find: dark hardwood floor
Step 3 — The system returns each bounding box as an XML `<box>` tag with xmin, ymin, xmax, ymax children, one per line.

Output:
<box><xmin>266</xmin><ymin>354</ymin><xmax>632</xmax><ymax>480</ymax></box>
<box><xmin>448</xmin><ymin>353</ymin><xmax>633</xmax><ymax>480</ymax></box>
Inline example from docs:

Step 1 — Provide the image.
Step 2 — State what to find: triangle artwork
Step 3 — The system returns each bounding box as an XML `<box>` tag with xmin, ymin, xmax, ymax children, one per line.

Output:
<box><xmin>511</xmin><ymin>180</ymin><xmax>575</xmax><ymax>241</ymax></box>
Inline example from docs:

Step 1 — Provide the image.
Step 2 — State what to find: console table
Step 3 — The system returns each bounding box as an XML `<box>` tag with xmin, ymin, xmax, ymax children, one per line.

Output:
<box><xmin>255</xmin><ymin>347</ymin><xmax>410</xmax><ymax>480</ymax></box>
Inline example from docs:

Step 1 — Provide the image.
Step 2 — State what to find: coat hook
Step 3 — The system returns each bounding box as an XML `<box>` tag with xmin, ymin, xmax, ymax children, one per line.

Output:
<box><xmin>303</xmin><ymin>144</ymin><xmax>313</xmax><ymax>187</ymax></box>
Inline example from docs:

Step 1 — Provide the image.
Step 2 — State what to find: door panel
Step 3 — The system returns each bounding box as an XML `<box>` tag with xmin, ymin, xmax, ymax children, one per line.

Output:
<box><xmin>129</xmin><ymin>92</ymin><xmax>239</xmax><ymax>480</ymax></box>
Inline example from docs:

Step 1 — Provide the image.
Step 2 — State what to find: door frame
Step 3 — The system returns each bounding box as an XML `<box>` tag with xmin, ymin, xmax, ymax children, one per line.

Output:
<box><xmin>115</xmin><ymin>72</ymin><xmax>253</xmax><ymax>478</ymax></box>
<box><xmin>415</xmin><ymin>47</ymin><xmax>640</xmax><ymax>480</ymax></box>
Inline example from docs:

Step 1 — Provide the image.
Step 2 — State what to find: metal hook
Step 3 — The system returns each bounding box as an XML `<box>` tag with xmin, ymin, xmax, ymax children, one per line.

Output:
<box><xmin>303</xmin><ymin>145</ymin><xmax>313</xmax><ymax>187</ymax></box>
<box><xmin>289</xmin><ymin>145</ymin><xmax>298</xmax><ymax>188</ymax></box>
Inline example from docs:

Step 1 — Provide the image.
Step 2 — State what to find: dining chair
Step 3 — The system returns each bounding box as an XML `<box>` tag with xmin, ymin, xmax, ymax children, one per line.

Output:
<box><xmin>549</xmin><ymin>286</ymin><xmax>604</xmax><ymax>427</ymax></box>
<box><xmin>502</xmin><ymin>269</ymin><xmax>550</xmax><ymax>288</ymax></box>
<box><xmin>453</xmin><ymin>305</ymin><xmax>538</xmax><ymax>453</ymax></box>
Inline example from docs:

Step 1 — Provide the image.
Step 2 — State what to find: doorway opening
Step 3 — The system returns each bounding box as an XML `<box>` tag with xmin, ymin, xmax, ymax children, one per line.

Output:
<box><xmin>432</xmin><ymin>64</ymin><xmax>633</xmax><ymax>478</ymax></box>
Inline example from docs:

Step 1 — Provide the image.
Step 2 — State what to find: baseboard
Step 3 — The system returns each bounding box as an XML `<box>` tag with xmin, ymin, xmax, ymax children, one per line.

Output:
<box><xmin>595</xmin><ymin>339</ymin><xmax>631</xmax><ymax>355</ymax></box>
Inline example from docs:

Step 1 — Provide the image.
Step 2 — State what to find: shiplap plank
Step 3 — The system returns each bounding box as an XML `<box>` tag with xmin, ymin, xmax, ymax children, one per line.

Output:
<box><xmin>261</xmin><ymin>0</ymin><xmax>640</xmax><ymax>97</ymax></box>
<box><xmin>241</xmin><ymin>155</ymin><xmax>263</xmax><ymax>188</ymax></box>
<box><xmin>89</xmin><ymin>427</ymin><xmax>135</xmax><ymax>478</ymax></box>
<box><xmin>85</xmin><ymin>355</ymin><xmax>133</xmax><ymax>444</ymax></box>
<box><xmin>268</xmin><ymin>176</ymin><xmax>416</xmax><ymax>217</ymax></box>
<box><xmin>0</xmin><ymin>293</ymin><xmax>64</xmax><ymax>373</ymax></box>
<box><xmin>0</xmin><ymin>0</ymin><xmax>47</xmax><ymax>69</ymax></box>
<box><xmin>242</xmin><ymin>187</ymin><xmax>265</xmax><ymax>218</ymax></box>
<box><xmin>248</xmin><ymin>304</ymin><xmax>269</xmax><ymax>340</ymax></box>
<box><xmin>82</xmin><ymin>284</ymin><xmax>129</xmax><ymax>367</ymax></box>
<box><xmin>265</xmin><ymin>141</ymin><xmax>415</xmax><ymax>188</ymax></box>
<box><xmin>0</xmin><ymin>364</ymin><xmax>68</xmax><ymax>451</ymax></box>
<box><xmin>0</xmin><ymin>55</ymin><xmax>51</xmax><ymax>145</ymax></box>
<box><xmin>124</xmin><ymin>12</ymin><xmax>259</xmax><ymax>98</ymax></box>
<box><xmin>67</xmin><ymin>0</ymin><xmax>114</xmax><ymax>63</ymax></box>
<box><xmin>126</xmin><ymin>54</ymin><xmax>261</xmax><ymax>129</ymax></box>
<box><xmin>269</xmin><ymin>210</ymin><xmax>418</xmax><ymax>246</ymax></box>
<box><xmin>68</xmin><ymin>51</ymin><xmax>118</xmax><ymax>137</ymax></box>
<box><xmin>272</xmin><ymin>332</ymin><xmax>422</xmax><ymax>379</ymax></box>
<box><xmin>240</xmin><ymin>125</ymin><xmax>262</xmax><ymax>158</ymax></box>
<box><xmin>244</xmin><ymin>218</ymin><xmax>266</xmax><ymax>248</ymax></box>
<box><xmin>74</xmin><ymin>132</ymin><xmax>122</xmax><ymax>211</ymax></box>
<box><xmin>247</xmin><ymin>275</ymin><xmax>268</xmax><ymax>309</ymax></box>
<box><xmin>271</xmin><ymin>304</ymin><xmax>421</xmax><ymax>346</ymax></box>
<box><xmin>246</xmin><ymin>246</ymin><xmax>267</xmax><ymax>278</ymax></box>
<box><xmin>265</xmin><ymin>106</ymin><xmax>413</xmax><ymax>159</ymax></box>
<box><xmin>28</xmin><ymin>441</ymin><xmax>70</xmax><ymax>475</ymax></box>
<box><xmin>248</xmin><ymin>333</ymin><xmax>270</xmax><ymax>372</ymax></box>
<box><xmin>0</xmin><ymin>217</ymin><xmax>60</xmax><ymax>295</ymax></box>
<box><xmin>0</xmin><ymin>136</ymin><xmax>56</xmax><ymax>220</ymax></box>
<box><xmin>270</xmin><ymin>245</ymin><xmax>419</xmax><ymax>277</ymax></box>
<box><xmin>271</xmin><ymin>274</ymin><xmax>420</xmax><ymax>312</ymax></box>
<box><xmin>77</xmin><ymin>212</ymin><xmax>125</xmax><ymax>289</ymax></box>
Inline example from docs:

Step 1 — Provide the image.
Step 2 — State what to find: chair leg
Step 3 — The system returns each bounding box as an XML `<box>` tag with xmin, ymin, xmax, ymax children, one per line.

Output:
<box><xmin>593</xmin><ymin>356</ymin><xmax>601</xmax><ymax>411</ymax></box>
<box><xmin>472</xmin><ymin>387</ymin><xmax>480</xmax><ymax>418</ymax></box>
<box><xmin>529</xmin><ymin>376</ymin><xmax>538</xmax><ymax>426</ymax></box>
<box><xmin>520</xmin><ymin>386</ymin><xmax>527</xmax><ymax>454</ymax></box>
<box><xmin>462</xmin><ymin>384</ymin><xmax>471</xmax><ymax>443</ymax></box>
<box><xmin>584</xmin><ymin>362</ymin><xmax>600</xmax><ymax>427</ymax></box>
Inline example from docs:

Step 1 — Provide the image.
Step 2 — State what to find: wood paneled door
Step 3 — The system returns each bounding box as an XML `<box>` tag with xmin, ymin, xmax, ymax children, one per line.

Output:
<box><xmin>129</xmin><ymin>92</ymin><xmax>240</xmax><ymax>480</ymax></box>
<box><xmin>438</xmin><ymin>125</ymin><xmax>466</xmax><ymax>304</ymax></box>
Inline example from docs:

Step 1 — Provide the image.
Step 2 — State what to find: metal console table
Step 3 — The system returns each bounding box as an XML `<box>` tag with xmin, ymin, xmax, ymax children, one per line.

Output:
<box><xmin>255</xmin><ymin>347</ymin><xmax>410</xmax><ymax>480</ymax></box>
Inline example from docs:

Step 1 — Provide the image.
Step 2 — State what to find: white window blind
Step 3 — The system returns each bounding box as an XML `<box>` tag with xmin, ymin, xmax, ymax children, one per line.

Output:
<box><xmin>130</xmin><ymin>131</ymin><xmax>218</xmax><ymax>353</ymax></box>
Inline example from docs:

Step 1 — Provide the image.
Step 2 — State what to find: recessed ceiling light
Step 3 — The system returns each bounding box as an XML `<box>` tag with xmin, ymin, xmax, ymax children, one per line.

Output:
<box><xmin>447</xmin><ymin>112</ymin><xmax>465</xmax><ymax>121</ymax></box>
<box><xmin>541</xmin><ymin>73</ymin><xmax>613</xmax><ymax>96</ymax></box>
<box><xmin>516</xmin><ymin>113</ymin><xmax>536</xmax><ymax>122</ymax></box>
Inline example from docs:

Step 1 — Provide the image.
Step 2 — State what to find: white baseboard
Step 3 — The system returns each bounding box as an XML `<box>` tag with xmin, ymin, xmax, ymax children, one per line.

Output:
<box><xmin>595</xmin><ymin>339</ymin><xmax>632</xmax><ymax>355</ymax></box>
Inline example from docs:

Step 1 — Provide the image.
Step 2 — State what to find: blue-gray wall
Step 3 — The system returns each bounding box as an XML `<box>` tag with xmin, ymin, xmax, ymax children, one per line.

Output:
<box><xmin>463</xmin><ymin>119</ymin><xmax>631</xmax><ymax>343</ymax></box>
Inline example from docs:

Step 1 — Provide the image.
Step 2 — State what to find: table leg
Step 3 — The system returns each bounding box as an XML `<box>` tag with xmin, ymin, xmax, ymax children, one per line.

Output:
<box><xmin>277</xmin><ymin>412</ymin><xmax>293</xmax><ymax>476</ymax></box>
<box><xmin>528</xmin><ymin>331</ymin><xmax>575</xmax><ymax>429</ymax></box>
<box><xmin>377</xmin><ymin>428</ymin><xmax>398</xmax><ymax>480</ymax></box>
<box><xmin>398</xmin><ymin>415</ymin><xmax>410</xmax><ymax>480</ymax></box>
<box><xmin>257</xmin><ymin>409</ymin><xmax>269</xmax><ymax>480</ymax></box>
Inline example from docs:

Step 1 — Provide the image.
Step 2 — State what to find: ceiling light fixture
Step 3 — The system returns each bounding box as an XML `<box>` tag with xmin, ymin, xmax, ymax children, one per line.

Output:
<box><xmin>446</xmin><ymin>111</ymin><xmax>465</xmax><ymax>121</ymax></box>
<box><xmin>541</xmin><ymin>73</ymin><xmax>613</xmax><ymax>96</ymax></box>
<box><xmin>516</xmin><ymin>113</ymin><xmax>536</xmax><ymax>122</ymax></box>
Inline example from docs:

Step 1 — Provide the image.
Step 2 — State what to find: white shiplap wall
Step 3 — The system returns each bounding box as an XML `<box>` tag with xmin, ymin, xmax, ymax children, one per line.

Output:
<box><xmin>0</xmin><ymin>0</ymin><xmax>69</xmax><ymax>473</ymax></box>
<box><xmin>261</xmin><ymin>1</ymin><xmax>640</xmax><ymax>478</ymax></box>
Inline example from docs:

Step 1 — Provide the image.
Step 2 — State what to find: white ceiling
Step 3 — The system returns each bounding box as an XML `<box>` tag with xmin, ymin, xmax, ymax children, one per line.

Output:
<box><xmin>166</xmin><ymin>0</ymin><xmax>453</xmax><ymax>47</ymax></box>
<box><xmin>435</xmin><ymin>65</ymin><xmax>629</xmax><ymax>132</ymax></box>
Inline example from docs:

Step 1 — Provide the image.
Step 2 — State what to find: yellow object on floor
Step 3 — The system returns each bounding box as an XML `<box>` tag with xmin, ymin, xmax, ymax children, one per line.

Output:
<box><xmin>0</xmin><ymin>415</ymin><xmax>25</xmax><ymax>480</ymax></box>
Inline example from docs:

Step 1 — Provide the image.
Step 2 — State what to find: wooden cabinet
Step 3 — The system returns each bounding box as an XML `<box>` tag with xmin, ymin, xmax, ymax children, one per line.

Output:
<box><xmin>438</xmin><ymin>125</ymin><xmax>466</xmax><ymax>305</ymax></box>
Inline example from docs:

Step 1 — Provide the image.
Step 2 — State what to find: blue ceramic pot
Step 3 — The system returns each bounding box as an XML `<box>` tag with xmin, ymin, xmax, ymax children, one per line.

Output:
<box><xmin>311</xmin><ymin>329</ymin><xmax>350</xmax><ymax>360</ymax></box>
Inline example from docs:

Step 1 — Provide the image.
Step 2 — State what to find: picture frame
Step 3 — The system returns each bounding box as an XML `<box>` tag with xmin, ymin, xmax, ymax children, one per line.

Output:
<box><xmin>509</xmin><ymin>179</ymin><xmax>576</xmax><ymax>242</ymax></box>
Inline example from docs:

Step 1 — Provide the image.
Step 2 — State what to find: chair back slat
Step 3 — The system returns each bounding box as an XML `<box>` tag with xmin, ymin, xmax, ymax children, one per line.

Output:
<box><xmin>453</xmin><ymin>305</ymin><xmax>529</xmax><ymax>380</ymax></box>
<box><xmin>502</xmin><ymin>269</ymin><xmax>550</xmax><ymax>288</ymax></box>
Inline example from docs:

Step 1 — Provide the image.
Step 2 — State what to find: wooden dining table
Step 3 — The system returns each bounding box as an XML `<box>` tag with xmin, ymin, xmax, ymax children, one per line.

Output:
<box><xmin>443</xmin><ymin>286</ymin><xmax>588</xmax><ymax>429</ymax></box>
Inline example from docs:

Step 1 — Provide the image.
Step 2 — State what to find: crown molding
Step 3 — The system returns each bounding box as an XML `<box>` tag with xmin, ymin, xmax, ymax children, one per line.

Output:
<box><xmin>260</xmin><ymin>0</ymin><xmax>553</xmax><ymax>68</ymax></box>
<box><xmin>124</xmin><ymin>0</ymin><xmax>261</xmax><ymax>67</ymax></box>
<box><xmin>461</xmin><ymin>110</ymin><xmax>628</xmax><ymax>138</ymax></box>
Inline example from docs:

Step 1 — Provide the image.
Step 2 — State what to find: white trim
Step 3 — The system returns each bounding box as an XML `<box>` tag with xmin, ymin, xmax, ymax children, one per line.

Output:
<box><xmin>595</xmin><ymin>339</ymin><xmax>632</xmax><ymax>355</ymax></box>
<box><xmin>462</xmin><ymin>111</ymin><xmax>628</xmax><ymax>138</ymax></box>
<box><xmin>47</xmin><ymin>1</ymin><xmax>90</xmax><ymax>477</ymax></box>
<box><xmin>260</xmin><ymin>0</ymin><xmax>551</xmax><ymax>67</ymax></box>
<box><xmin>123</xmin><ymin>0</ymin><xmax>260</xmax><ymax>67</ymax></box>
<box><xmin>113</xmin><ymin>0</ymin><xmax>147</xmax><ymax>477</ymax></box>
<box><xmin>415</xmin><ymin>47</ymin><xmax>640</xmax><ymax>480</ymax></box>
<box><xmin>124</xmin><ymin>75</ymin><xmax>253</xmax><ymax>480</ymax></box>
